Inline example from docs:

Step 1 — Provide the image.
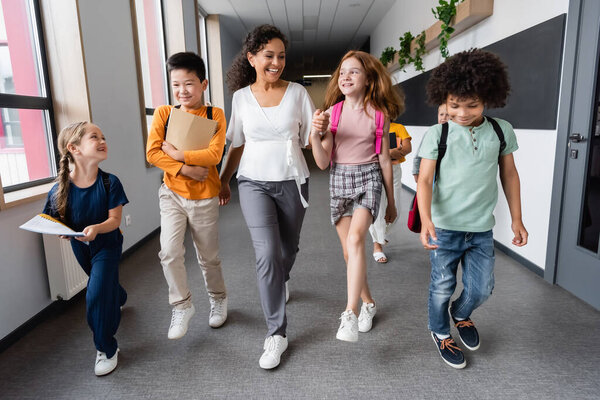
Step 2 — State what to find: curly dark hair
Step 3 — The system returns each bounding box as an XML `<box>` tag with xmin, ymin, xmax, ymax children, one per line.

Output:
<box><xmin>426</xmin><ymin>49</ymin><xmax>510</xmax><ymax>108</ymax></box>
<box><xmin>226</xmin><ymin>25</ymin><xmax>288</xmax><ymax>93</ymax></box>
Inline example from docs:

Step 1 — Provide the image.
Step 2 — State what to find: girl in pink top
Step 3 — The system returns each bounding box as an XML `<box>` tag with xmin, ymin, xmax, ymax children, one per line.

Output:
<box><xmin>310</xmin><ymin>50</ymin><xmax>404</xmax><ymax>342</ymax></box>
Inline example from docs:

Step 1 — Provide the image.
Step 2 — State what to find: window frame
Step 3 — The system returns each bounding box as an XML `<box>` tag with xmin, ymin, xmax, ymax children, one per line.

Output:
<box><xmin>0</xmin><ymin>0</ymin><xmax>58</xmax><ymax>193</ymax></box>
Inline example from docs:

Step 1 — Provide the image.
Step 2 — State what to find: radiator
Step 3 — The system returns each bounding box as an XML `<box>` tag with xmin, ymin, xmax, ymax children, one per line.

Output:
<box><xmin>42</xmin><ymin>234</ymin><xmax>88</xmax><ymax>300</ymax></box>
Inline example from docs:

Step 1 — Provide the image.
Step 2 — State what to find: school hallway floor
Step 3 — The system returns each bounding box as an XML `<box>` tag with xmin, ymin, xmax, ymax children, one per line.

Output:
<box><xmin>1</xmin><ymin>166</ymin><xmax>599</xmax><ymax>400</ymax></box>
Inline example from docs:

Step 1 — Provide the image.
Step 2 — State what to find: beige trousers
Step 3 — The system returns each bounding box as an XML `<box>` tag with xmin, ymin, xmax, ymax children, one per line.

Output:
<box><xmin>158</xmin><ymin>184</ymin><xmax>226</xmax><ymax>308</ymax></box>
<box><xmin>369</xmin><ymin>163</ymin><xmax>403</xmax><ymax>245</ymax></box>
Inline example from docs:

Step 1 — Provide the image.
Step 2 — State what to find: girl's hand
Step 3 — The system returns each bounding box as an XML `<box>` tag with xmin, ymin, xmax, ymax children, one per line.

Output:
<box><xmin>420</xmin><ymin>220</ymin><xmax>438</xmax><ymax>250</ymax></box>
<box><xmin>511</xmin><ymin>220</ymin><xmax>528</xmax><ymax>247</ymax></box>
<box><xmin>162</xmin><ymin>141</ymin><xmax>184</xmax><ymax>162</ymax></box>
<box><xmin>77</xmin><ymin>225</ymin><xmax>99</xmax><ymax>242</ymax></box>
<box><xmin>219</xmin><ymin>182</ymin><xmax>231</xmax><ymax>206</ymax></box>
<box><xmin>311</xmin><ymin>109</ymin><xmax>330</xmax><ymax>135</ymax></box>
<box><xmin>384</xmin><ymin>203</ymin><xmax>397</xmax><ymax>224</ymax></box>
<box><xmin>180</xmin><ymin>165</ymin><xmax>208</xmax><ymax>182</ymax></box>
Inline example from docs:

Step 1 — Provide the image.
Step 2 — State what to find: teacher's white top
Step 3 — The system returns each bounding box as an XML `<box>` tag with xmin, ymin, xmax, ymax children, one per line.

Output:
<box><xmin>227</xmin><ymin>82</ymin><xmax>315</xmax><ymax>206</ymax></box>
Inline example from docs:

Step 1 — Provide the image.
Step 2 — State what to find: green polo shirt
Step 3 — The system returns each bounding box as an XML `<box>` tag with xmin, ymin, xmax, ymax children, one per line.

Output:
<box><xmin>418</xmin><ymin>118</ymin><xmax>518</xmax><ymax>232</ymax></box>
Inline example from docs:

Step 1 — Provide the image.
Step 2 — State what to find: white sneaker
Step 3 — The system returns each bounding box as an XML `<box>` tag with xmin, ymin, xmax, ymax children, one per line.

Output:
<box><xmin>336</xmin><ymin>310</ymin><xmax>359</xmax><ymax>342</ymax></box>
<box><xmin>209</xmin><ymin>297</ymin><xmax>228</xmax><ymax>328</ymax></box>
<box><xmin>168</xmin><ymin>304</ymin><xmax>195</xmax><ymax>339</ymax></box>
<box><xmin>285</xmin><ymin>282</ymin><xmax>289</xmax><ymax>303</ymax></box>
<box><xmin>259</xmin><ymin>335</ymin><xmax>288</xmax><ymax>369</ymax></box>
<box><xmin>358</xmin><ymin>302</ymin><xmax>377</xmax><ymax>333</ymax></box>
<box><xmin>95</xmin><ymin>349</ymin><xmax>118</xmax><ymax>376</ymax></box>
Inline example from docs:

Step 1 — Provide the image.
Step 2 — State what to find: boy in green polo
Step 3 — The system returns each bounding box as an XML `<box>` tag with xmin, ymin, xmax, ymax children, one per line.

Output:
<box><xmin>417</xmin><ymin>49</ymin><xmax>528</xmax><ymax>369</ymax></box>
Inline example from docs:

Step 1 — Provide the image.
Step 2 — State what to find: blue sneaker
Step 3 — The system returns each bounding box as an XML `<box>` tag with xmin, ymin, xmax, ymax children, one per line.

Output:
<box><xmin>451</xmin><ymin>315</ymin><xmax>480</xmax><ymax>351</ymax></box>
<box><xmin>431</xmin><ymin>332</ymin><xmax>466</xmax><ymax>369</ymax></box>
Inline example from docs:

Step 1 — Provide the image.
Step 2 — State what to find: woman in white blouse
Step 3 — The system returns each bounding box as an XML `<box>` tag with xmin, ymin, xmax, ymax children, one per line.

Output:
<box><xmin>219</xmin><ymin>25</ymin><xmax>319</xmax><ymax>370</ymax></box>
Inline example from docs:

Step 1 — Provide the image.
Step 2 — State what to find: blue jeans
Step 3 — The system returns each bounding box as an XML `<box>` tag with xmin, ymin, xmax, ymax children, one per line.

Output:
<box><xmin>428</xmin><ymin>228</ymin><xmax>495</xmax><ymax>335</ymax></box>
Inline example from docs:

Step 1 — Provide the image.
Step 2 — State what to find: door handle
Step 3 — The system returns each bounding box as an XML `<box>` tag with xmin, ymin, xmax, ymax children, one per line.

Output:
<box><xmin>569</xmin><ymin>133</ymin><xmax>585</xmax><ymax>142</ymax></box>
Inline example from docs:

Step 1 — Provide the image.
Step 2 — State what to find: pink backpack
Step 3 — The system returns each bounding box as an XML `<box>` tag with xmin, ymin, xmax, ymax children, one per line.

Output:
<box><xmin>329</xmin><ymin>101</ymin><xmax>385</xmax><ymax>161</ymax></box>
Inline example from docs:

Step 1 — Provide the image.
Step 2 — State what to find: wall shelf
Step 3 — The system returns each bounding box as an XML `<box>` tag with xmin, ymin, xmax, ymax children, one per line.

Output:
<box><xmin>387</xmin><ymin>0</ymin><xmax>494</xmax><ymax>72</ymax></box>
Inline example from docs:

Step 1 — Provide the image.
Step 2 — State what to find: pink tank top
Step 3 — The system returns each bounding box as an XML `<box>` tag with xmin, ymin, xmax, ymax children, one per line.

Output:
<box><xmin>331</xmin><ymin>104</ymin><xmax>379</xmax><ymax>165</ymax></box>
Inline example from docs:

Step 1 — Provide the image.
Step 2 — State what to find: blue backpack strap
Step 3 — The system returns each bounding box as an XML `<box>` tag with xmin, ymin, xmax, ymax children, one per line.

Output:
<box><xmin>435</xmin><ymin>122</ymin><xmax>449</xmax><ymax>181</ymax></box>
<box><xmin>485</xmin><ymin>116</ymin><xmax>507</xmax><ymax>161</ymax></box>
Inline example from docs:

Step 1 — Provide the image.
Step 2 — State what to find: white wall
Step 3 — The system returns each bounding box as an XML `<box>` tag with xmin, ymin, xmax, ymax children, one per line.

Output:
<box><xmin>371</xmin><ymin>0</ymin><xmax>569</xmax><ymax>268</ymax></box>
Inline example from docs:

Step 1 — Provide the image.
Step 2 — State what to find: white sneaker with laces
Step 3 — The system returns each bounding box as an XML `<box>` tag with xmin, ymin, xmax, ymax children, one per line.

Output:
<box><xmin>358</xmin><ymin>302</ymin><xmax>377</xmax><ymax>333</ymax></box>
<box><xmin>259</xmin><ymin>335</ymin><xmax>288</xmax><ymax>369</ymax></box>
<box><xmin>336</xmin><ymin>310</ymin><xmax>359</xmax><ymax>342</ymax></box>
<box><xmin>95</xmin><ymin>349</ymin><xmax>119</xmax><ymax>376</ymax></box>
<box><xmin>168</xmin><ymin>304</ymin><xmax>195</xmax><ymax>339</ymax></box>
<box><xmin>285</xmin><ymin>282</ymin><xmax>289</xmax><ymax>303</ymax></box>
<box><xmin>209</xmin><ymin>297</ymin><xmax>227</xmax><ymax>328</ymax></box>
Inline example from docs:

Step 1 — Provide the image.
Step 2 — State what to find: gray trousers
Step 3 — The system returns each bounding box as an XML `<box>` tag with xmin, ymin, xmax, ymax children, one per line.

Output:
<box><xmin>237</xmin><ymin>176</ymin><xmax>308</xmax><ymax>337</ymax></box>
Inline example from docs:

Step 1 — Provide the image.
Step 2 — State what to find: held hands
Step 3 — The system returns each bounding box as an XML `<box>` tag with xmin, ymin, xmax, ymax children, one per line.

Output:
<box><xmin>420</xmin><ymin>220</ymin><xmax>438</xmax><ymax>250</ymax></box>
<box><xmin>162</xmin><ymin>141</ymin><xmax>184</xmax><ymax>162</ymax></box>
<box><xmin>77</xmin><ymin>225</ymin><xmax>100</xmax><ymax>242</ymax></box>
<box><xmin>219</xmin><ymin>182</ymin><xmax>231</xmax><ymax>206</ymax></box>
<box><xmin>311</xmin><ymin>109</ymin><xmax>330</xmax><ymax>136</ymax></box>
<box><xmin>511</xmin><ymin>220</ymin><xmax>529</xmax><ymax>247</ymax></box>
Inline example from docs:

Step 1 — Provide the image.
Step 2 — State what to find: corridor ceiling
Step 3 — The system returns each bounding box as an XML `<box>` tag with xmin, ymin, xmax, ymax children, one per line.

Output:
<box><xmin>197</xmin><ymin>0</ymin><xmax>396</xmax><ymax>78</ymax></box>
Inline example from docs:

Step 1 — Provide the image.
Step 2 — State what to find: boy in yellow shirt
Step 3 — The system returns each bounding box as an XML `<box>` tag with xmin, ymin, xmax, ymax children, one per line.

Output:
<box><xmin>146</xmin><ymin>52</ymin><xmax>227</xmax><ymax>339</ymax></box>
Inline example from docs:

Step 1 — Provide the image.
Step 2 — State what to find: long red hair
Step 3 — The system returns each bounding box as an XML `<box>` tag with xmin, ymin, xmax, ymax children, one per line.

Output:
<box><xmin>324</xmin><ymin>50</ymin><xmax>404</xmax><ymax>119</ymax></box>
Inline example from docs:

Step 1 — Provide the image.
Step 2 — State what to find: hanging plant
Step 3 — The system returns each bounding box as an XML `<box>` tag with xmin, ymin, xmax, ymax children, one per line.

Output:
<box><xmin>397</xmin><ymin>31</ymin><xmax>414</xmax><ymax>71</ymax></box>
<box><xmin>432</xmin><ymin>0</ymin><xmax>463</xmax><ymax>58</ymax></box>
<box><xmin>413</xmin><ymin>31</ymin><xmax>426</xmax><ymax>71</ymax></box>
<box><xmin>380</xmin><ymin>47</ymin><xmax>397</xmax><ymax>67</ymax></box>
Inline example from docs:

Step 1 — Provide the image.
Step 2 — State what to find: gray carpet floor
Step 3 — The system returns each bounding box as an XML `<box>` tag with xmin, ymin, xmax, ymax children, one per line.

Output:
<box><xmin>1</xmin><ymin>167</ymin><xmax>599</xmax><ymax>399</ymax></box>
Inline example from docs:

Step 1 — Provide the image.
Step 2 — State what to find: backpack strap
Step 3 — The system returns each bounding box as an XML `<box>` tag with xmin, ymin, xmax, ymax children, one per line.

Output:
<box><xmin>206</xmin><ymin>106</ymin><xmax>213</xmax><ymax>120</ymax></box>
<box><xmin>330</xmin><ymin>101</ymin><xmax>344</xmax><ymax>135</ymax></box>
<box><xmin>374</xmin><ymin>110</ymin><xmax>384</xmax><ymax>154</ymax></box>
<box><xmin>485</xmin><ymin>116</ymin><xmax>507</xmax><ymax>160</ymax></box>
<box><xmin>435</xmin><ymin>122</ymin><xmax>449</xmax><ymax>181</ymax></box>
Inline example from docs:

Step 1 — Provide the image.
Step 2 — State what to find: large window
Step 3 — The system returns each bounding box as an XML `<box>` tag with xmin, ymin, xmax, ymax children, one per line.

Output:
<box><xmin>0</xmin><ymin>0</ymin><xmax>56</xmax><ymax>192</ymax></box>
<box><xmin>134</xmin><ymin>0</ymin><xmax>169</xmax><ymax>130</ymax></box>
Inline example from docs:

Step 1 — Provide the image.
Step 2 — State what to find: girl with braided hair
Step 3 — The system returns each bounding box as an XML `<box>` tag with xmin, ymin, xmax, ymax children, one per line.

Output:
<box><xmin>43</xmin><ymin>122</ymin><xmax>129</xmax><ymax>376</ymax></box>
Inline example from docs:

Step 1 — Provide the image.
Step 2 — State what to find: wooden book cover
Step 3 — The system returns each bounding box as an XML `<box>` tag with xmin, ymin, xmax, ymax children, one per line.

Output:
<box><xmin>166</xmin><ymin>107</ymin><xmax>218</xmax><ymax>151</ymax></box>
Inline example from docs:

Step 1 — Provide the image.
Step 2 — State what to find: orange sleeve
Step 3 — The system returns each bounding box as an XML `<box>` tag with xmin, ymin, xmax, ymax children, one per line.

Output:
<box><xmin>146</xmin><ymin>106</ymin><xmax>184</xmax><ymax>176</ymax></box>
<box><xmin>183</xmin><ymin>107</ymin><xmax>227</xmax><ymax>167</ymax></box>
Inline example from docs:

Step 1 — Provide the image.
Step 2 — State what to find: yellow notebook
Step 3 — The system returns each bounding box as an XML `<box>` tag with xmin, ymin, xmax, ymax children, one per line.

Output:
<box><xmin>20</xmin><ymin>214</ymin><xmax>84</xmax><ymax>237</ymax></box>
<box><xmin>166</xmin><ymin>107</ymin><xmax>218</xmax><ymax>151</ymax></box>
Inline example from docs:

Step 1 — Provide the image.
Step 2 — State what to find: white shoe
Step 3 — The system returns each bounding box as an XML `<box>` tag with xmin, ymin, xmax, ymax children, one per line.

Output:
<box><xmin>168</xmin><ymin>304</ymin><xmax>195</xmax><ymax>339</ymax></box>
<box><xmin>285</xmin><ymin>282</ymin><xmax>289</xmax><ymax>303</ymax></box>
<box><xmin>358</xmin><ymin>302</ymin><xmax>377</xmax><ymax>333</ymax></box>
<box><xmin>95</xmin><ymin>349</ymin><xmax>118</xmax><ymax>376</ymax></box>
<box><xmin>259</xmin><ymin>335</ymin><xmax>288</xmax><ymax>369</ymax></box>
<box><xmin>209</xmin><ymin>297</ymin><xmax>228</xmax><ymax>328</ymax></box>
<box><xmin>336</xmin><ymin>310</ymin><xmax>359</xmax><ymax>342</ymax></box>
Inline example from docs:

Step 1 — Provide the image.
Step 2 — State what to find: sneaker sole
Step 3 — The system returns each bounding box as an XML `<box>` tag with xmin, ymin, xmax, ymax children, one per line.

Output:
<box><xmin>209</xmin><ymin>317</ymin><xmax>227</xmax><ymax>328</ymax></box>
<box><xmin>431</xmin><ymin>332</ymin><xmax>466</xmax><ymax>369</ymax></box>
<box><xmin>457</xmin><ymin>335</ymin><xmax>480</xmax><ymax>351</ymax></box>
<box><xmin>336</xmin><ymin>331</ymin><xmax>358</xmax><ymax>342</ymax></box>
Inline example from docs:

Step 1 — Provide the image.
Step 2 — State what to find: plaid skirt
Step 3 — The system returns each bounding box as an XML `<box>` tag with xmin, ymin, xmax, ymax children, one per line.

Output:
<box><xmin>329</xmin><ymin>162</ymin><xmax>382</xmax><ymax>225</ymax></box>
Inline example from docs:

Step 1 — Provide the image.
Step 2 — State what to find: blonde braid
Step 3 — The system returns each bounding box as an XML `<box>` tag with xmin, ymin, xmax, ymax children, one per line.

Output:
<box><xmin>51</xmin><ymin>121</ymin><xmax>89</xmax><ymax>222</ymax></box>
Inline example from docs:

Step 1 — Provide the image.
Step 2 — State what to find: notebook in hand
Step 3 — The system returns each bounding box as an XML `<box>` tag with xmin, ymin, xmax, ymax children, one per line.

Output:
<box><xmin>20</xmin><ymin>214</ymin><xmax>84</xmax><ymax>237</ymax></box>
<box><xmin>166</xmin><ymin>107</ymin><xmax>218</xmax><ymax>151</ymax></box>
